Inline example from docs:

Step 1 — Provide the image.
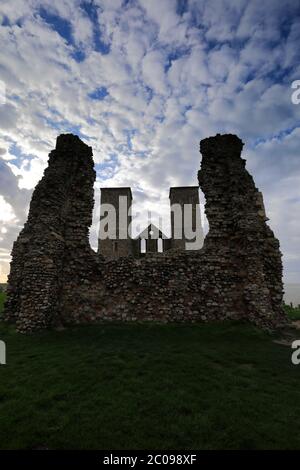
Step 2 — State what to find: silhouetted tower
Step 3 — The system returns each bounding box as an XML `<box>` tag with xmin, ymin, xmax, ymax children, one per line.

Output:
<box><xmin>98</xmin><ymin>187</ymin><xmax>133</xmax><ymax>258</ymax></box>
<box><xmin>169</xmin><ymin>186</ymin><xmax>203</xmax><ymax>250</ymax></box>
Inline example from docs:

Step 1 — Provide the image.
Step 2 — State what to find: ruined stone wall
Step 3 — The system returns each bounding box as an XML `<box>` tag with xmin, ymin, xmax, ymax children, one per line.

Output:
<box><xmin>198</xmin><ymin>134</ymin><xmax>285</xmax><ymax>326</ymax></box>
<box><xmin>66</xmin><ymin>250</ymin><xmax>244</xmax><ymax>324</ymax></box>
<box><xmin>4</xmin><ymin>133</ymin><xmax>287</xmax><ymax>332</ymax></box>
<box><xmin>4</xmin><ymin>134</ymin><xmax>96</xmax><ymax>332</ymax></box>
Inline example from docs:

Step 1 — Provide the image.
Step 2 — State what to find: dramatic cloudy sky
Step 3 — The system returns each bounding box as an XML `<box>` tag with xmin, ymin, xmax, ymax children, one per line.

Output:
<box><xmin>0</xmin><ymin>0</ymin><xmax>299</xmax><ymax>284</ymax></box>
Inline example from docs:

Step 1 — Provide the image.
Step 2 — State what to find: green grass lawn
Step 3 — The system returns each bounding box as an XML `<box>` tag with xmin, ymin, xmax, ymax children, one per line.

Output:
<box><xmin>0</xmin><ymin>322</ymin><xmax>299</xmax><ymax>450</ymax></box>
<box><xmin>284</xmin><ymin>304</ymin><xmax>300</xmax><ymax>321</ymax></box>
<box><xmin>0</xmin><ymin>296</ymin><xmax>300</xmax><ymax>449</ymax></box>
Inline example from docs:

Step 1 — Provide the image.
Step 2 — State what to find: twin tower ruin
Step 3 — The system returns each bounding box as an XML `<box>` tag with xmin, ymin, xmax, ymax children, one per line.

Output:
<box><xmin>98</xmin><ymin>186</ymin><xmax>204</xmax><ymax>258</ymax></box>
<box><xmin>4</xmin><ymin>133</ymin><xmax>287</xmax><ymax>333</ymax></box>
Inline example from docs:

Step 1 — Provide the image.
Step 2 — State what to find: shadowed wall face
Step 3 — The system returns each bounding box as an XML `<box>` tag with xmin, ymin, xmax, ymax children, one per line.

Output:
<box><xmin>198</xmin><ymin>134</ymin><xmax>285</xmax><ymax>324</ymax></box>
<box><xmin>4</xmin><ymin>134</ymin><xmax>96</xmax><ymax>332</ymax></box>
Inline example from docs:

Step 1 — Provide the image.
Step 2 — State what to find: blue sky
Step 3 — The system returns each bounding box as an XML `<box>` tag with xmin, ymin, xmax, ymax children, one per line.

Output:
<box><xmin>0</xmin><ymin>0</ymin><xmax>299</xmax><ymax>283</ymax></box>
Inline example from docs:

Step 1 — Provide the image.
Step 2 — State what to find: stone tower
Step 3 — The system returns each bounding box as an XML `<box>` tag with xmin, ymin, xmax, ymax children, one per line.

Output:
<box><xmin>98</xmin><ymin>187</ymin><xmax>133</xmax><ymax>258</ymax></box>
<box><xmin>169</xmin><ymin>186</ymin><xmax>204</xmax><ymax>250</ymax></box>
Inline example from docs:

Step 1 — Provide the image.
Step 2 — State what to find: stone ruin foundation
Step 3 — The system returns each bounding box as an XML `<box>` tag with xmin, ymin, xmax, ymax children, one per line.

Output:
<box><xmin>4</xmin><ymin>133</ymin><xmax>287</xmax><ymax>333</ymax></box>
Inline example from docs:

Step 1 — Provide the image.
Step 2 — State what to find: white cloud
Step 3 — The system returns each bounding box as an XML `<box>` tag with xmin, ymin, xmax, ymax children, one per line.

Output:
<box><xmin>142</xmin><ymin>49</ymin><xmax>169</xmax><ymax>95</ymax></box>
<box><xmin>0</xmin><ymin>195</ymin><xmax>15</xmax><ymax>222</ymax></box>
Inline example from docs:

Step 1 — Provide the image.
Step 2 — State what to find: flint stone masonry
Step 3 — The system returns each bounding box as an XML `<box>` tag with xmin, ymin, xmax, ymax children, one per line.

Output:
<box><xmin>4</xmin><ymin>134</ymin><xmax>97</xmax><ymax>332</ymax></box>
<box><xmin>198</xmin><ymin>134</ymin><xmax>285</xmax><ymax>327</ymax></box>
<box><xmin>4</xmin><ymin>133</ymin><xmax>287</xmax><ymax>332</ymax></box>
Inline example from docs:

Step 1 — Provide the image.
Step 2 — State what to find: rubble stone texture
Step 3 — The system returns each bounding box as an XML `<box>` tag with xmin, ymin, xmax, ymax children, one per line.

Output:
<box><xmin>198</xmin><ymin>134</ymin><xmax>285</xmax><ymax>327</ymax></box>
<box><xmin>4</xmin><ymin>134</ymin><xmax>96</xmax><ymax>332</ymax></box>
<box><xmin>4</xmin><ymin>133</ymin><xmax>287</xmax><ymax>332</ymax></box>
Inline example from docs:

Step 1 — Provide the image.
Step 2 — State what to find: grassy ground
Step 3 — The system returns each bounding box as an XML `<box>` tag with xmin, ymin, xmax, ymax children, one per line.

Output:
<box><xmin>0</xmin><ymin>296</ymin><xmax>300</xmax><ymax>449</ymax></box>
<box><xmin>284</xmin><ymin>304</ymin><xmax>300</xmax><ymax>320</ymax></box>
<box><xmin>0</xmin><ymin>324</ymin><xmax>299</xmax><ymax>450</ymax></box>
<box><xmin>0</xmin><ymin>292</ymin><xmax>6</xmax><ymax>314</ymax></box>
